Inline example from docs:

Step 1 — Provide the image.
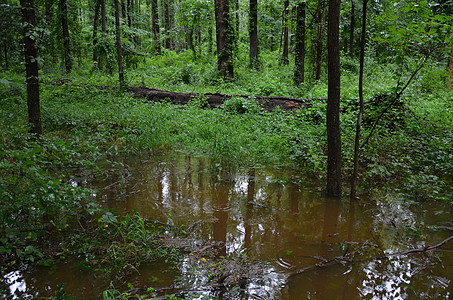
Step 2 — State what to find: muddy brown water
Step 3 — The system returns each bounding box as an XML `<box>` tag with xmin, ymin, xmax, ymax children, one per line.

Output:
<box><xmin>3</xmin><ymin>152</ymin><xmax>452</xmax><ymax>299</ymax></box>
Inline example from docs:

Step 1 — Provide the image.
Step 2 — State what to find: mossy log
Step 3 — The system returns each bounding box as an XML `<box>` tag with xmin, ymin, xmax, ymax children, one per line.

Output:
<box><xmin>128</xmin><ymin>86</ymin><xmax>312</xmax><ymax>111</ymax></box>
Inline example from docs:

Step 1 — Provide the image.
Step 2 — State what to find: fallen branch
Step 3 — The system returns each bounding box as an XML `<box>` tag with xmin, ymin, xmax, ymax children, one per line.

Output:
<box><xmin>288</xmin><ymin>235</ymin><xmax>453</xmax><ymax>278</ymax></box>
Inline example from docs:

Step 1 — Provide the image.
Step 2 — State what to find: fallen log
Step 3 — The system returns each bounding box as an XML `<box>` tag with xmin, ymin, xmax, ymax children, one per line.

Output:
<box><xmin>128</xmin><ymin>86</ymin><xmax>312</xmax><ymax>111</ymax></box>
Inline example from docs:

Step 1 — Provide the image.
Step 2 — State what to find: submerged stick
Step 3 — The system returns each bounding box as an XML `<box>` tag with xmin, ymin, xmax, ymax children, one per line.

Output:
<box><xmin>288</xmin><ymin>235</ymin><xmax>453</xmax><ymax>278</ymax></box>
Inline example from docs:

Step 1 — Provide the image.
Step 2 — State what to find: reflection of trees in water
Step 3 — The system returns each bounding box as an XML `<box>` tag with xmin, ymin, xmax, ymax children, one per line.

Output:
<box><xmin>118</xmin><ymin>154</ymin><xmax>452</xmax><ymax>298</ymax></box>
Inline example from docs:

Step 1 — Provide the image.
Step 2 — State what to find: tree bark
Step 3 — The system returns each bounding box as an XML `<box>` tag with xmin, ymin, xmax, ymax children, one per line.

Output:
<box><xmin>115</xmin><ymin>0</ymin><xmax>125</xmax><ymax>88</ymax></box>
<box><xmin>164</xmin><ymin>0</ymin><xmax>171</xmax><ymax>49</ymax></box>
<box><xmin>127</xmin><ymin>0</ymin><xmax>132</xmax><ymax>27</ymax></box>
<box><xmin>326</xmin><ymin>0</ymin><xmax>341</xmax><ymax>196</ymax></box>
<box><xmin>151</xmin><ymin>0</ymin><xmax>161</xmax><ymax>54</ymax></box>
<box><xmin>60</xmin><ymin>0</ymin><xmax>72</xmax><ymax>73</ymax></box>
<box><xmin>129</xmin><ymin>86</ymin><xmax>311</xmax><ymax>111</ymax></box>
<box><xmin>315</xmin><ymin>0</ymin><xmax>323</xmax><ymax>80</ymax></box>
<box><xmin>281</xmin><ymin>0</ymin><xmax>289</xmax><ymax>65</ymax></box>
<box><xmin>214</xmin><ymin>0</ymin><xmax>234</xmax><ymax>78</ymax></box>
<box><xmin>294</xmin><ymin>2</ymin><xmax>305</xmax><ymax>86</ymax></box>
<box><xmin>121</xmin><ymin>0</ymin><xmax>127</xmax><ymax>21</ymax></box>
<box><xmin>20</xmin><ymin>0</ymin><xmax>42</xmax><ymax>135</ymax></box>
<box><xmin>349</xmin><ymin>0</ymin><xmax>355</xmax><ymax>59</ymax></box>
<box><xmin>350</xmin><ymin>0</ymin><xmax>367</xmax><ymax>199</ymax></box>
<box><xmin>98</xmin><ymin>0</ymin><xmax>106</xmax><ymax>69</ymax></box>
<box><xmin>249</xmin><ymin>0</ymin><xmax>258</xmax><ymax>67</ymax></box>
<box><xmin>93</xmin><ymin>0</ymin><xmax>101</xmax><ymax>64</ymax></box>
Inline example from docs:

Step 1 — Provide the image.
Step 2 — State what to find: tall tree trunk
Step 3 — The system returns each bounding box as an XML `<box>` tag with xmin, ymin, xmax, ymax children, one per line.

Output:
<box><xmin>101</xmin><ymin>0</ymin><xmax>106</xmax><ymax>33</ymax></box>
<box><xmin>214</xmin><ymin>0</ymin><xmax>234</xmax><ymax>78</ymax></box>
<box><xmin>294</xmin><ymin>2</ymin><xmax>305</xmax><ymax>85</ymax></box>
<box><xmin>326</xmin><ymin>0</ymin><xmax>341</xmax><ymax>196</ymax></box>
<box><xmin>60</xmin><ymin>0</ymin><xmax>72</xmax><ymax>73</ymax></box>
<box><xmin>98</xmin><ymin>0</ymin><xmax>106</xmax><ymax>69</ymax></box>
<box><xmin>349</xmin><ymin>0</ymin><xmax>355</xmax><ymax>59</ymax></box>
<box><xmin>249</xmin><ymin>0</ymin><xmax>258</xmax><ymax>67</ymax></box>
<box><xmin>164</xmin><ymin>0</ymin><xmax>171</xmax><ymax>48</ymax></box>
<box><xmin>115</xmin><ymin>0</ymin><xmax>125</xmax><ymax>87</ymax></box>
<box><xmin>20</xmin><ymin>0</ymin><xmax>42</xmax><ymax>135</ymax></box>
<box><xmin>350</xmin><ymin>0</ymin><xmax>367</xmax><ymax>199</ymax></box>
<box><xmin>151</xmin><ymin>0</ymin><xmax>161</xmax><ymax>54</ymax></box>
<box><xmin>281</xmin><ymin>0</ymin><xmax>289</xmax><ymax>64</ymax></box>
<box><xmin>127</xmin><ymin>0</ymin><xmax>132</xmax><ymax>27</ymax></box>
<box><xmin>93</xmin><ymin>0</ymin><xmax>101</xmax><ymax>64</ymax></box>
<box><xmin>121</xmin><ymin>0</ymin><xmax>127</xmax><ymax>21</ymax></box>
<box><xmin>315</xmin><ymin>0</ymin><xmax>323</xmax><ymax>80</ymax></box>
<box><xmin>234</xmin><ymin>0</ymin><xmax>239</xmax><ymax>51</ymax></box>
<box><xmin>448</xmin><ymin>47</ymin><xmax>453</xmax><ymax>90</ymax></box>
<box><xmin>189</xmin><ymin>17</ymin><xmax>196</xmax><ymax>59</ymax></box>
<box><xmin>208</xmin><ymin>13</ymin><xmax>213</xmax><ymax>54</ymax></box>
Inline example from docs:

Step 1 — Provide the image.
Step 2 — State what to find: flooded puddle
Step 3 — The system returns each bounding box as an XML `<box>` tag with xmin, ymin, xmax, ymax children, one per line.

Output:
<box><xmin>3</xmin><ymin>152</ymin><xmax>452</xmax><ymax>298</ymax></box>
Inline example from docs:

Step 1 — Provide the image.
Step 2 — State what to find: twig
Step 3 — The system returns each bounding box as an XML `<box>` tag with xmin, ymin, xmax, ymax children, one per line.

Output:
<box><xmin>361</xmin><ymin>54</ymin><xmax>429</xmax><ymax>149</ymax></box>
<box><xmin>288</xmin><ymin>235</ymin><xmax>453</xmax><ymax>279</ymax></box>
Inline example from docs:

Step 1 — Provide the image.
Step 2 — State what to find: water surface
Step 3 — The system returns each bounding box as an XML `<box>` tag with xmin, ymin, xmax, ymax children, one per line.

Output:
<box><xmin>3</xmin><ymin>152</ymin><xmax>452</xmax><ymax>298</ymax></box>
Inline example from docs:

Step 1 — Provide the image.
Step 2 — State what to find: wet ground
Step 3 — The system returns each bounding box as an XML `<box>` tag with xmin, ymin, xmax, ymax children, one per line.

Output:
<box><xmin>3</xmin><ymin>152</ymin><xmax>453</xmax><ymax>299</ymax></box>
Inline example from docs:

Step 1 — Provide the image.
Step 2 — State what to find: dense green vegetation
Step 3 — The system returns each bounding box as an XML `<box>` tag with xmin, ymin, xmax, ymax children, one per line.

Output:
<box><xmin>1</xmin><ymin>0</ymin><xmax>452</xmax><ymax>297</ymax></box>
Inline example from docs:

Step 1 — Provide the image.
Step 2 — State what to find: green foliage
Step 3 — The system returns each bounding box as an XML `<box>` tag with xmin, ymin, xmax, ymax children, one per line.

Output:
<box><xmin>66</xmin><ymin>212</ymin><xmax>182</xmax><ymax>280</ymax></box>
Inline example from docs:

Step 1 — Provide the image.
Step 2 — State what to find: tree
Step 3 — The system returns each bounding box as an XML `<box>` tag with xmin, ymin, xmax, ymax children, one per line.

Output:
<box><xmin>281</xmin><ymin>0</ymin><xmax>289</xmax><ymax>65</ymax></box>
<box><xmin>349</xmin><ymin>0</ymin><xmax>355</xmax><ymax>59</ymax></box>
<box><xmin>294</xmin><ymin>1</ymin><xmax>306</xmax><ymax>85</ymax></box>
<box><xmin>114</xmin><ymin>0</ymin><xmax>125</xmax><ymax>87</ymax></box>
<box><xmin>60</xmin><ymin>0</ymin><xmax>72</xmax><ymax>73</ymax></box>
<box><xmin>20</xmin><ymin>0</ymin><xmax>42</xmax><ymax>134</ymax></box>
<box><xmin>350</xmin><ymin>0</ymin><xmax>367</xmax><ymax>199</ymax></box>
<box><xmin>93</xmin><ymin>0</ymin><xmax>101</xmax><ymax>65</ymax></box>
<box><xmin>249</xmin><ymin>0</ymin><xmax>258</xmax><ymax>67</ymax></box>
<box><xmin>151</xmin><ymin>0</ymin><xmax>161</xmax><ymax>55</ymax></box>
<box><xmin>164</xmin><ymin>0</ymin><xmax>172</xmax><ymax>49</ymax></box>
<box><xmin>214</xmin><ymin>0</ymin><xmax>234</xmax><ymax>78</ymax></box>
<box><xmin>315</xmin><ymin>0</ymin><xmax>324</xmax><ymax>80</ymax></box>
<box><xmin>326</xmin><ymin>0</ymin><xmax>341</xmax><ymax>196</ymax></box>
<box><xmin>0</xmin><ymin>1</ymin><xmax>21</xmax><ymax>70</ymax></box>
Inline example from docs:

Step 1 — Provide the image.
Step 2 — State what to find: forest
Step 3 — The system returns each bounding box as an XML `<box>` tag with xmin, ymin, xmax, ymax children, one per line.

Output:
<box><xmin>1</xmin><ymin>0</ymin><xmax>452</xmax><ymax>298</ymax></box>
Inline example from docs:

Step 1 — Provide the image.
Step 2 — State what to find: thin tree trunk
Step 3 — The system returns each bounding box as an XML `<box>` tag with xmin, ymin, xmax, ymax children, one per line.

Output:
<box><xmin>93</xmin><ymin>0</ymin><xmax>101</xmax><ymax>64</ymax></box>
<box><xmin>60</xmin><ymin>0</ymin><xmax>72</xmax><ymax>73</ymax></box>
<box><xmin>326</xmin><ymin>0</ymin><xmax>341</xmax><ymax>196</ymax></box>
<box><xmin>249</xmin><ymin>0</ymin><xmax>258</xmax><ymax>67</ymax></box>
<box><xmin>189</xmin><ymin>17</ymin><xmax>196</xmax><ymax>59</ymax></box>
<box><xmin>151</xmin><ymin>0</ymin><xmax>161</xmax><ymax>54</ymax></box>
<box><xmin>127</xmin><ymin>0</ymin><xmax>132</xmax><ymax>27</ymax></box>
<box><xmin>349</xmin><ymin>0</ymin><xmax>355</xmax><ymax>59</ymax></box>
<box><xmin>115</xmin><ymin>0</ymin><xmax>125</xmax><ymax>87</ymax></box>
<box><xmin>315</xmin><ymin>0</ymin><xmax>323</xmax><ymax>80</ymax></box>
<box><xmin>208</xmin><ymin>13</ymin><xmax>213</xmax><ymax>54</ymax></box>
<box><xmin>20</xmin><ymin>0</ymin><xmax>42</xmax><ymax>135</ymax></box>
<box><xmin>281</xmin><ymin>0</ymin><xmax>289</xmax><ymax>64</ymax></box>
<box><xmin>164</xmin><ymin>0</ymin><xmax>171</xmax><ymax>48</ymax></box>
<box><xmin>98</xmin><ymin>0</ymin><xmax>106</xmax><ymax>69</ymax></box>
<box><xmin>350</xmin><ymin>0</ymin><xmax>367</xmax><ymax>199</ymax></box>
<box><xmin>101</xmin><ymin>0</ymin><xmax>106</xmax><ymax>33</ymax></box>
<box><xmin>447</xmin><ymin>47</ymin><xmax>453</xmax><ymax>90</ymax></box>
<box><xmin>121</xmin><ymin>0</ymin><xmax>127</xmax><ymax>21</ymax></box>
<box><xmin>235</xmin><ymin>0</ymin><xmax>239</xmax><ymax>51</ymax></box>
<box><xmin>294</xmin><ymin>2</ymin><xmax>305</xmax><ymax>85</ymax></box>
<box><xmin>214</xmin><ymin>0</ymin><xmax>234</xmax><ymax>78</ymax></box>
